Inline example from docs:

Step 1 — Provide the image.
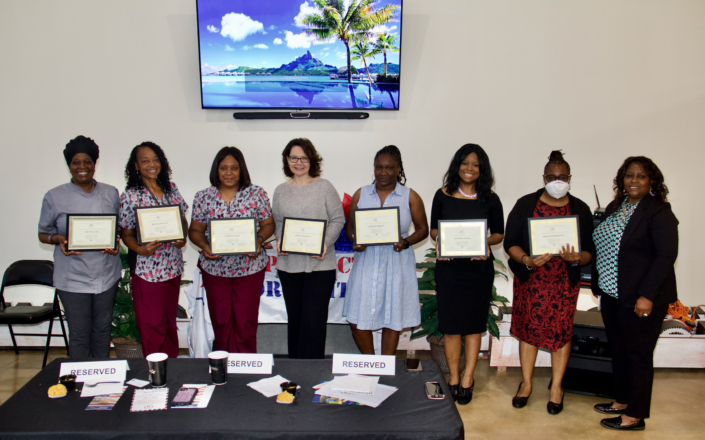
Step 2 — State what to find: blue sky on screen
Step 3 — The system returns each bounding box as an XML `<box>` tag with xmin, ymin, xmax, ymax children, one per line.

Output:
<box><xmin>197</xmin><ymin>0</ymin><xmax>402</xmax><ymax>73</ymax></box>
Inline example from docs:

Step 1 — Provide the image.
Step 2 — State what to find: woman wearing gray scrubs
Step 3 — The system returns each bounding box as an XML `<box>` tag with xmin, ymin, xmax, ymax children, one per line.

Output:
<box><xmin>37</xmin><ymin>136</ymin><xmax>122</xmax><ymax>359</ymax></box>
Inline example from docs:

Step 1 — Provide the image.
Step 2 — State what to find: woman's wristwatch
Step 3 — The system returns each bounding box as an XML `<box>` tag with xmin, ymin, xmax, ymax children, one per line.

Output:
<box><xmin>402</xmin><ymin>238</ymin><xmax>410</xmax><ymax>249</ymax></box>
<box><xmin>521</xmin><ymin>255</ymin><xmax>532</xmax><ymax>270</ymax></box>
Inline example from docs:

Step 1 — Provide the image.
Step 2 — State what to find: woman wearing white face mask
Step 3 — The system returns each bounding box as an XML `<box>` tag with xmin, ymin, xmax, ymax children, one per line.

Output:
<box><xmin>503</xmin><ymin>150</ymin><xmax>594</xmax><ymax>415</ymax></box>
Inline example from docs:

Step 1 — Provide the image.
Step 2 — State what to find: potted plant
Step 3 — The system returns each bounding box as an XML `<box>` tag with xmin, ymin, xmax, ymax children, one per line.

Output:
<box><xmin>411</xmin><ymin>248</ymin><xmax>509</xmax><ymax>374</ymax></box>
<box><xmin>111</xmin><ymin>247</ymin><xmax>143</xmax><ymax>359</ymax></box>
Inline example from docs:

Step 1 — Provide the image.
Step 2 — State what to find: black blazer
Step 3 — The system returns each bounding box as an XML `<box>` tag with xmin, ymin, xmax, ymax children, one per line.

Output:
<box><xmin>504</xmin><ymin>188</ymin><xmax>594</xmax><ymax>287</ymax></box>
<box><xmin>591</xmin><ymin>196</ymin><xmax>679</xmax><ymax>308</ymax></box>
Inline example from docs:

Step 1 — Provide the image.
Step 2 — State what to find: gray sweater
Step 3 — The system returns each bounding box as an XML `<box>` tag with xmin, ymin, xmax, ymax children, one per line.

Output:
<box><xmin>272</xmin><ymin>178</ymin><xmax>345</xmax><ymax>273</ymax></box>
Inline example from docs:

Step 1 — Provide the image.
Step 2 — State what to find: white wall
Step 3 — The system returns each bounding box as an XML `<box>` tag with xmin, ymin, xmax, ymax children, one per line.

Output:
<box><xmin>1</xmin><ymin>0</ymin><xmax>703</xmax><ymax>307</ymax></box>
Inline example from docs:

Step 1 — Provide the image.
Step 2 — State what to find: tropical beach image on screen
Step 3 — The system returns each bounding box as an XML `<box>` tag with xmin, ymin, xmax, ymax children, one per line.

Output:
<box><xmin>197</xmin><ymin>0</ymin><xmax>402</xmax><ymax>110</ymax></box>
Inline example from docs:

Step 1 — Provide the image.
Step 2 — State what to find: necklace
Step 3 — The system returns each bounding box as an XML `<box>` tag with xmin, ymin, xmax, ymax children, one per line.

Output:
<box><xmin>458</xmin><ymin>187</ymin><xmax>477</xmax><ymax>199</ymax></box>
<box><xmin>618</xmin><ymin>198</ymin><xmax>638</xmax><ymax>223</ymax></box>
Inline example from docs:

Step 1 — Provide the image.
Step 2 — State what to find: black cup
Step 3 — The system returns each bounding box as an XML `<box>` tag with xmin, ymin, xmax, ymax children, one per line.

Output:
<box><xmin>146</xmin><ymin>353</ymin><xmax>168</xmax><ymax>387</ymax></box>
<box><xmin>59</xmin><ymin>374</ymin><xmax>76</xmax><ymax>391</ymax></box>
<box><xmin>208</xmin><ymin>351</ymin><xmax>229</xmax><ymax>385</ymax></box>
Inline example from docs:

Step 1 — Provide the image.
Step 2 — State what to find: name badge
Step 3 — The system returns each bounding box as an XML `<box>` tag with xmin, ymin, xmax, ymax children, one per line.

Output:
<box><xmin>332</xmin><ymin>354</ymin><xmax>396</xmax><ymax>376</ymax></box>
<box><xmin>59</xmin><ymin>360</ymin><xmax>127</xmax><ymax>383</ymax></box>
<box><xmin>227</xmin><ymin>353</ymin><xmax>273</xmax><ymax>374</ymax></box>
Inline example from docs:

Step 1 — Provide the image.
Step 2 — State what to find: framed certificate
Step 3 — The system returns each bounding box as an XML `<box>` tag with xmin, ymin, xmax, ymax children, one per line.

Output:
<box><xmin>353</xmin><ymin>207</ymin><xmax>401</xmax><ymax>247</ymax></box>
<box><xmin>135</xmin><ymin>205</ymin><xmax>186</xmax><ymax>245</ymax></box>
<box><xmin>208</xmin><ymin>217</ymin><xmax>257</xmax><ymax>256</ymax></box>
<box><xmin>281</xmin><ymin>217</ymin><xmax>327</xmax><ymax>256</ymax></box>
<box><xmin>437</xmin><ymin>219</ymin><xmax>488</xmax><ymax>259</ymax></box>
<box><xmin>66</xmin><ymin>214</ymin><xmax>118</xmax><ymax>252</ymax></box>
<box><xmin>528</xmin><ymin>215</ymin><xmax>581</xmax><ymax>257</ymax></box>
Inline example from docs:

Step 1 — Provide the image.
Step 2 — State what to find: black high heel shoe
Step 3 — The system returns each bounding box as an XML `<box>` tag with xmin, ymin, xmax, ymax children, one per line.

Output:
<box><xmin>449</xmin><ymin>384</ymin><xmax>459</xmax><ymax>402</ymax></box>
<box><xmin>457</xmin><ymin>381</ymin><xmax>474</xmax><ymax>405</ymax></box>
<box><xmin>512</xmin><ymin>382</ymin><xmax>530</xmax><ymax>408</ymax></box>
<box><xmin>547</xmin><ymin>390</ymin><xmax>565</xmax><ymax>415</ymax></box>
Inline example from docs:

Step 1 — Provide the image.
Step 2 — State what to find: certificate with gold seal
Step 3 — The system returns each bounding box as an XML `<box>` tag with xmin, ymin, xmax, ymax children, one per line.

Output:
<box><xmin>353</xmin><ymin>207</ymin><xmax>401</xmax><ymax>246</ymax></box>
<box><xmin>66</xmin><ymin>214</ymin><xmax>118</xmax><ymax>252</ymax></box>
<box><xmin>281</xmin><ymin>217</ymin><xmax>327</xmax><ymax>256</ymax></box>
<box><xmin>437</xmin><ymin>219</ymin><xmax>488</xmax><ymax>258</ymax></box>
<box><xmin>208</xmin><ymin>217</ymin><xmax>257</xmax><ymax>256</ymax></box>
<box><xmin>528</xmin><ymin>215</ymin><xmax>581</xmax><ymax>257</ymax></box>
<box><xmin>135</xmin><ymin>205</ymin><xmax>185</xmax><ymax>245</ymax></box>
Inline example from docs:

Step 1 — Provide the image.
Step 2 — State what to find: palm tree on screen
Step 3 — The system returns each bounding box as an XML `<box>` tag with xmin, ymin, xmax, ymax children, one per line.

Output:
<box><xmin>300</xmin><ymin>0</ymin><xmax>398</xmax><ymax>83</ymax></box>
<box><xmin>351</xmin><ymin>39</ymin><xmax>379</xmax><ymax>83</ymax></box>
<box><xmin>373</xmin><ymin>32</ymin><xmax>399</xmax><ymax>76</ymax></box>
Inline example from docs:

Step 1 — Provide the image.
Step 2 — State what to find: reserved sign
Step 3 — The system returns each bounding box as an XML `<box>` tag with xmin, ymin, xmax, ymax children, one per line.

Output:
<box><xmin>332</xmin><ymin>354</ymin><xmax>396</xmax><ymax>376</ymax></box>
<box><xmin>59</xmin><ymin>360</ymin><xmax>127</xmax><ymax>383</ymax></box>
<box><xmin>227</xmin><ymin>353</ymin><xmax>273</xmax><ymax>375</ymax></box>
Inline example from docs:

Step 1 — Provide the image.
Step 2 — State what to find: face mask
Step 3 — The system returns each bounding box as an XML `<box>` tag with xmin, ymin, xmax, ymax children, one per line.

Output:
<box><xmin>545</xmin><ymin>180</ymin><xmax>570</xmax><ymax>198</ymax></box>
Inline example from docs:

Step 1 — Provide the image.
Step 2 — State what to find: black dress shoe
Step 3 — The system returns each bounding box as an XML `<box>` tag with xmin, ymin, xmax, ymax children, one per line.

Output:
<box><xmin>512</xmin><ymin>382</ymin><xmax>530</xmax><ymax>408</ymax></box>
<box><xmin>457</xmin><ymin>382</ymin><xmax>474</xmax><ymax>405</ymax></box>
<box><xmin>449</xmin><ymin>384</ymin><xmax>459</xmax><ymax>402</ymax></box>
<box><xmin>546</xmin><ymin>391</ymin><xmax>564</xmax><ymax>415</ymax></box>
<box><xmin>594</xmin><ymin>402</ymin><xmax>626</xmax><ymax>415</ymax></box>
<box><xmin>600</xmin><ymin>416</ymin><xmax>645</xmax><ymax>431</ymax></box>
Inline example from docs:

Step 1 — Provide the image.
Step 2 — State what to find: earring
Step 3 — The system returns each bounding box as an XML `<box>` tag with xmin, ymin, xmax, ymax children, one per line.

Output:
<box><xmin>650</xmin><ymin>187</ymin><xmax>655</xmax><ymax>196</ymax></box>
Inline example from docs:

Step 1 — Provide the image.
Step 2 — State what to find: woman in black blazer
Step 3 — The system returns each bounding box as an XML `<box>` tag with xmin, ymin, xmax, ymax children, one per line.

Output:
<box><xmin>592</xmin><ymin>156</ymin><xmax>678</xmax><ymax>431</ymax></box>
<box><xmin>504</xmin><ymin>151</ymin><xmax>594</xmax><ymax>415</ymax></box>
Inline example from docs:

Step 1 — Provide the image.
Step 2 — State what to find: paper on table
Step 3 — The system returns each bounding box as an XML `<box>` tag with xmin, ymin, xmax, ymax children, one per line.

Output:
<box><xmin>315</xmin><ymin>382</ymin><xmax>398</xmax><ymax>408</ymax></box>
<box><xmin>329</xmin><ymin>374</ymin><xmax>379</xmax><ymax>395</ymax></box>
<box><xmin>247</xmin><ymin>375</ymin><xmax>295</xmax><ymax>398</ymax></box>
<box><xmin>80</xmin><ymin>382</ymin><xmax>125</xmax><ymax>397</ymax></box>
<box><xmin>85</xmin><ymin>386</ymin><xmax>128</xmax><ymax>411</ymax></box>
<box><xmin>130</xmin><ymin>388</ymin><xmax>169</xmax><ymax>412</ymax></box>
<box><xmin>171</xmin><ymin>384</ymin><xmax>215</xmax><ymax>409</ymax></box>
<box><xmin>126</xmin><ymin>378</ymin><xmax>149</xmax><ymax>388</ymax></box>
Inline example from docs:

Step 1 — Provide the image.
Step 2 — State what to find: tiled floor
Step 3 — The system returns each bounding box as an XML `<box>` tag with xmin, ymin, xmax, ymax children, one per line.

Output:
<box><xmin>1</xmin><ymin>348</ymin><xmax>704</xmax><ymax>438</ymax></box>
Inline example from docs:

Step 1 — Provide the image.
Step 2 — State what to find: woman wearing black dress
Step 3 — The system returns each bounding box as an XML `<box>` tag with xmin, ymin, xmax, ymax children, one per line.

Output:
<box><xmin>430</xmin><ymin>144</ymin><xmax>504</xmax><ymax>405</ymax></box>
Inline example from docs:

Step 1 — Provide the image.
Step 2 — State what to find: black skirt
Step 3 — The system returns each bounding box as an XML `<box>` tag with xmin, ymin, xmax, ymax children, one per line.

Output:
<box><xmin>435</xmin><ymin>259</ymin><xmax>494</xmax><ymax>335</ymax></box>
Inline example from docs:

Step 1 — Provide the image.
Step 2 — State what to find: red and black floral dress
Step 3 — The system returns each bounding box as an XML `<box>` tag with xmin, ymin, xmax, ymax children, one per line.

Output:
<box><xmin>510</xmin><ymin>200</ymin><xmax>580</xmax><ymax>351</ymax></box>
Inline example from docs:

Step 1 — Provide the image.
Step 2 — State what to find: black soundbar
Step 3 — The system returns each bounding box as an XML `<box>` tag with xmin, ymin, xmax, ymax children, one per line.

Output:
<box><xmin>233</xmin><ymin>111</ymin><xmax>369</xmax><ymax>120</ymax></box>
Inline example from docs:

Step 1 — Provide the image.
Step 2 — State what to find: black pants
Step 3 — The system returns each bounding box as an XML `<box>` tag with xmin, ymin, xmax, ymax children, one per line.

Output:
<box><xmin>600</xmin><ymin>294</ymin><xmax>668</xmax><ymax>419</ymax></box>
<box><xmin>278</xmin><ymin>270</ymin><xmax>336</xmax><ymax>359</ymax></box>
<box><xmin>57</xmin><ymin>282</ymin><xmax>118</xmax><ymax>359</ymax></box>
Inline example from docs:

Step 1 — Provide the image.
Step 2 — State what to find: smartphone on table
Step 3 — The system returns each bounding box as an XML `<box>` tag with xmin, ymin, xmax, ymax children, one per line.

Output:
<box><xmin>425</xmin><ymin>382</ymin><xmax>445</xmax><ymax>400</ymax></box>
<box><xmin>172</xmin><ymin>387</ymin><xmax>198</xmax><ymax>406</ymax></box>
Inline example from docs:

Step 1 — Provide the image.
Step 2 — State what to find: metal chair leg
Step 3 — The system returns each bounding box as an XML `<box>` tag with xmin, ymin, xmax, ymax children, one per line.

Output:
<box><xmin>59</xmin><ymin>312</ymin><xmax>69</xmax><ymax>357</ymax></box>
<box><xmin>8</xmin><ymin>324</ymin><xmax>19</xmax><ymax>355</ymax></box>
<box><xmin>42</xmin><ymin>316</ymin><xmax>55</xmax><ymax>368</ymax></box>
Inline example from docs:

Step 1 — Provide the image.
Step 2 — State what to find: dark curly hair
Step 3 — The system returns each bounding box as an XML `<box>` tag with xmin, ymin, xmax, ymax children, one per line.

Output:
<box><xmin>442</xmin><ymin>143</ymin><xmax>494</xmax><ymax>204</ymax></box>
<box><xmin>63</xmin><ymin>135</ymin><xmax>99</xmax><ymax>166</ymax></box>
<box><xmin>210</xmin><ymin>146</ymin><xmax>251</xmax><ymax>189</ymax></box>
<box><xmin>544</xmin><ymin>150</ymin><xmax>570</xmax><ymax>175</ymax></box>
<box><xmin>124</xmin><ymin>141</ymin><xmax>173</xmax><ymax>192</ymax></box>
<box><xmin>374</xmin><ymin>145</ymin><xmax>406</xmax><ymax>185</ymax></box>
<box><xmin>282</xmin><ymin>138</ymin><xmax>322</xmax><ymax>178</ymax></box>
<box><xmin>613</xmin><ymin>156</ymin><xmax>668</xmax><ymax>202</ymax></box>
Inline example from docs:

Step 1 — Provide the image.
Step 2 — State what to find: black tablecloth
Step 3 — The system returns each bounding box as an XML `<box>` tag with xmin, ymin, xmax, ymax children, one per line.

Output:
<box><xmin>0</xmin><ymin>358</ymin><xmax>463</xmax><ymax>440</ymax></box>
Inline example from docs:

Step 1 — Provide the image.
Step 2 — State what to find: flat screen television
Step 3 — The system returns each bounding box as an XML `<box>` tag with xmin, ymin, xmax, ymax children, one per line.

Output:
<box><xmin>196</xmin><ymin>0</ymin><xmax>403</xmax><ymax>110</ymax></box>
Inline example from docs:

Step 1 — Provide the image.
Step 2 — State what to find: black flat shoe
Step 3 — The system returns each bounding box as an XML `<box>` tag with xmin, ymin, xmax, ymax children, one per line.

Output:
<box><xmin>547</xmin><ymin>391</ymin><xmax>564</xmax><ymax>415</ymax></box>
<box><xmin>449</xmin><ymin>384</ymin><xmax>459</xmax><ymax>402</ymax></box>
<box><xmin>457</xmin><ymin>382</ymin><xmax>474</xmax><ymax>405</ymax></box>
<box><xmin>600</xmin><ymin>416</ymin><xmax>645</xmax><ymax>431</ymax></box>
<box><xmin>512</xmin><ymin>382</ymin><xmax>530</xmax><ymax>408</ymax></box>
<box><xmin>594</xmin><ymin>402</ymin><xmax>626</xmax><ymax>415</ymax></box>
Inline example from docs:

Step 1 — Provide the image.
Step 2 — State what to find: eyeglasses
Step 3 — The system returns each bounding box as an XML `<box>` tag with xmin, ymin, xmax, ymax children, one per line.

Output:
<box><xmin>544</xmin><ymin>174</ymin><xmax>571</xmax><ymax>182</ymax></box>
<box><xmin>288</xmin><ymin>156</ymin><xmax>309</xmax><ymax>164</ymax></box>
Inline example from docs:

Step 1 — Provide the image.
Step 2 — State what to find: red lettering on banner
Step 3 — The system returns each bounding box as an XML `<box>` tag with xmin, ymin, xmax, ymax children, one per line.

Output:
<box><xmin>337</xmin><ymin>256</ymin><xmax>353</xmax><ymax>274</ymax></box>
<box><xmin>266</xmin><ymin>255</ymin><xmax>277</xmax><ymax>272</ymax></box>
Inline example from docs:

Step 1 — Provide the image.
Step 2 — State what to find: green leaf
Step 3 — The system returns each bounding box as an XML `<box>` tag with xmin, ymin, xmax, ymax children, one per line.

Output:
<box><xmin>487</xmin><ymin>315</ymin><xmax>500</xmax><ymax>339</ymax></box>
<box><xmin>415</xmin><ymin>262</ymin><xmax>436</xmax><ymax>269</ymax></box>
<box><xmin>417</xmin><ymin>281</ymin><xmax>435</xmax><ymax>291</ymax></box>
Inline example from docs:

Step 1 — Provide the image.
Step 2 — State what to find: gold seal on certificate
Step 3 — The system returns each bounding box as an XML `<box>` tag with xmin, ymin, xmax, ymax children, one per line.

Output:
<box><xmin>437</xmin><ymin>219</ymin><xmax>488</xmax><ymax>258</ymax></box>
<box><xmin>135</xmin><ymin>205</ymin><xmax>185</xmax><ymax>245</ymax></box>
<box><xmin>208</xmin><ymin>217</ymin><xmax>257</xmax><ymax>256</ymax></box>
<box><xmin>281</xmin><ymin>217</ymin><xmax>327</xmax><ymax>256</ymax></box>
<box><xmin>353</xmin><ymin>207</ymin><xmax>401</xmax><ymax>246</ymax></box>
<box><xmin>528</xmin><ymin>215</ymin><xmax>581</xmax><ymax>256</ymax></box>
<box><xmin>66</xmin><ymin>214</ymin><xmax>118</xmax><ymax>252</ymax></box>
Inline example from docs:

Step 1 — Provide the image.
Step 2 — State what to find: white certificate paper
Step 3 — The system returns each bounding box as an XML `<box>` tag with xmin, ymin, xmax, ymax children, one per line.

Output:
<box><xmin>529</xmin><ymin>215</ymin><xmax>580</xmax><ymax>256</ymax></box>
<box><xmin>130</xmin><ymin>388</ymin><xmax>169</xmax><ymax>412</ymax></box>
<box><xmin>136</xmin><ymin>205</ymin><xmax>184</xmax><ymax>244</ymax></box>
<box><xmin>354</xmin><ymin>207</ymin><xmax>401</xmax><ymax>246</ymax></box>
<box><xmin>67</xmin><ymin>215</ymin><xmax>117</xmax><ymax>251</ymax></box>
<box><xmin>438</xmin><ymin>220</ymin><xmax>487</xmax><ymax>258</ymax></box>
<box><xmin>281</xmin><ymin>218</ymin><xmax>326</xmax><ymax>255</ymax></box>
<box><xmin>210</xmin><ymin>218</ymin><xmax>257</xmax><ymax>255</ymax></box>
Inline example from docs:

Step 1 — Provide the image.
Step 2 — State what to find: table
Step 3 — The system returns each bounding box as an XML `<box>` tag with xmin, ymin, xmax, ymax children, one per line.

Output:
<box><xmin>0</xmin><ymin>358</ymin><xmax>464</xmax><ymax>440</ymax></box>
